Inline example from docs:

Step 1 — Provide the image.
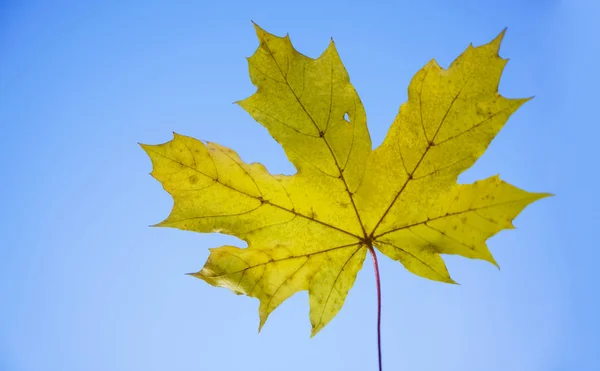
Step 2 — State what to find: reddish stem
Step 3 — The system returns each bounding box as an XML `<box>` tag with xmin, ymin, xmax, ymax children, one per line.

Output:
<box><xmin>368</xmin><ymin>246</ymin><xmax>382</xmax><ymax>371</ymax></box>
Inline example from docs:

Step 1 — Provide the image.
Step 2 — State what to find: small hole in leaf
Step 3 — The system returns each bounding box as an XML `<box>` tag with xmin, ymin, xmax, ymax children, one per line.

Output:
<box><xmin>343</xmin><ymin>112</ymin><xmax>350</xmax><ymax>123</ymax></box>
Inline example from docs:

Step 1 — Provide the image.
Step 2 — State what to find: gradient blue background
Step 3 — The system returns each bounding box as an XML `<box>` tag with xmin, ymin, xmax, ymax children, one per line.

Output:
<box><xmin>1</xmin><ymin>1</ymin><xmax>597</xmax><ymax>370</ymax></box>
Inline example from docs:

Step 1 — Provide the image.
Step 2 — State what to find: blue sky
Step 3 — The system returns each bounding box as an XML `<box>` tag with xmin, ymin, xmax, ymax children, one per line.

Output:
<box><xmin>1</xmin><ymin>1</ymin><xmax>598</xmax><ymax>370</ymax></box>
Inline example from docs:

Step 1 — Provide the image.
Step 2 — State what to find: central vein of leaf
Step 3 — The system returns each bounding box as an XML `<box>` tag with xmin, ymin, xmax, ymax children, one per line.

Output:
<box><xmin>368</xmin><ymin>78</ymin><xmax>469</xmax><ymax>240</ymax></box>
<box><xmin>261</xmin><ymin>40</ymin><xmax>369</xmax><ymax>240</ymax></box>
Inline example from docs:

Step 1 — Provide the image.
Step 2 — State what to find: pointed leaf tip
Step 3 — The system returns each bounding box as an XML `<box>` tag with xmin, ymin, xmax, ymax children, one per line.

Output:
<box><xmin>489</xmin><ymin>28</ymin><xmax>507</xmax><ymax>52</ymax></box>
<box><xmin>252</xmin><ymin>22</ymin><xmax>268</xmax><ymax>41</ymax></box>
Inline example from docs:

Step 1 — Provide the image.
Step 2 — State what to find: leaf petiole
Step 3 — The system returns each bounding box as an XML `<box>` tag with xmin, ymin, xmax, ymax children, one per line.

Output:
<box><xmin>368</xmin><ymin>246</ymin><xmax>382</xmax><ymax>371</ymax></box>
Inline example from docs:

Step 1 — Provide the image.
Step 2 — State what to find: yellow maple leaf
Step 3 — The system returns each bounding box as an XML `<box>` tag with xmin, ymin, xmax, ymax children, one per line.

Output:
<box><xmin>141</xmin><ymin>24</ymin><xmax>549</xmax><ymax>337</ymax></box>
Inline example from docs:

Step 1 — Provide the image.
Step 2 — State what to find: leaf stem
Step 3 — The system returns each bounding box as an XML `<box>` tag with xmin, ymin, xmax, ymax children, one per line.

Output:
<box><xmin>368</xmin><ymin>246</ymin><xmax>382</xmax><ymax>371</ymax></box>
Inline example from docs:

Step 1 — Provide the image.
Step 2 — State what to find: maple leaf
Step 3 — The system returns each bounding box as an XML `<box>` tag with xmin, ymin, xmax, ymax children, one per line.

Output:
<box><xmin>141</xmin><ymin>25</ymin><xmax>549</xmax><ymax>337</ymax></box>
